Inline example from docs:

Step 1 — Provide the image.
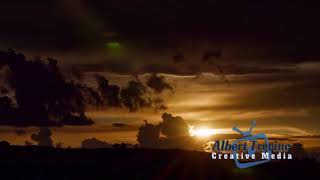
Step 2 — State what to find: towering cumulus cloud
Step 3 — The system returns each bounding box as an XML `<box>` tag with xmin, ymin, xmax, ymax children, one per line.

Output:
<box><xmin>137</xmin><ymin>120</ymin><xmax>161</xmax><ymax>148</ymax></box>
<box><xmin>160</xmin><ymin>113</ymin><xmax>189</xmax><ymax>138</ymax></box>
<box><xmin>137</xmin><ymin>113</ymin><xmax>191</xmax><ymax>149</ymax></box>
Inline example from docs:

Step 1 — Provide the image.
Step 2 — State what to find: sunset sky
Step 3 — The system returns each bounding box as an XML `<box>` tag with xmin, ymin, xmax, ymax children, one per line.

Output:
<box><xmin>0</xmin><ymin>0</ymin><xmax>320</xmax><ymax>147</ymax></box>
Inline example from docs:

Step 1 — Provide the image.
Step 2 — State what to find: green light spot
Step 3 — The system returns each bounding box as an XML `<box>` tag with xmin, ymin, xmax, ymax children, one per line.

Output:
<box><xmin>105</xmin><ymin>41</ymin><xmax>123</xmax><ymax>56</ymax></box>
<box><xmin>106</xmin><ymin>42</ymin><xmax>120</xmax><ymax>48</ymax></box>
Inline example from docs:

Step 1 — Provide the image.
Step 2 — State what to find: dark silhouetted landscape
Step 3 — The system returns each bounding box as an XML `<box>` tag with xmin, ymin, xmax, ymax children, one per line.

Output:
<box><xmin>0</xmin><ymin>145</ymin><xmax>318</xmax><ymax>180</ymax></box>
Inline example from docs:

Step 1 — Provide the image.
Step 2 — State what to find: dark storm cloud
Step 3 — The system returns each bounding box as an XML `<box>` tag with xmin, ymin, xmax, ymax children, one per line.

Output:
<box><xmin>1</xmin><ymin>0</ymin><xmax>320</xmax><ymax>132</ymax></box>
<box><xmin>0</xmin><ymin>0</ymin><xmax>106</xmax><ymax>51</ymax></box>
<box><xmin>95</xmin><ymin>74</ymin><xmax>168</xmax><ymax>111</ymax></box>
<box><xmin>85</xmin><ymin>0</ymin><xmax>320</xmax><ymax>60</ymax></box>
<box><xmin>146</xmin><ymin>74</ymin><xmax>173</xmax><ymax>93</ymax></box>
<box><xmin>120</xmin><ymin>80</ymin><xmax>152</xmax><ymax>112</ymax></box>
<box><xmin>0</xmin><ymin>50</ymin><xmax>172</xmax><ymax>127</ymax></box>
<box><xmin>1</xmin><ymin>0</ymin><xmax>319</xmax><ymax>55</ymax></box>
<box><xmin>0</xmin><ymin>49</ymin><xmax>95</xmax><ymax>126</ymax></box>
<box><xmin>1</xmin><ymin>0</ymin><xmax>319</xmax><ymax>76</ymax></box>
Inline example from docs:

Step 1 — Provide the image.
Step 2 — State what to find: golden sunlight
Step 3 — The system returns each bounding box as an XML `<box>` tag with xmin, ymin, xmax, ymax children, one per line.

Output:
<box><xmin>189</xmin><ymin>126</ymin><xmax>217</xmax><ymax>137</ymax></box>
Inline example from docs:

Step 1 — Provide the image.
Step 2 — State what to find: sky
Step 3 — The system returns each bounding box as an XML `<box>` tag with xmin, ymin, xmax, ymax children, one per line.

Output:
<box><xmin>0</xmin><ymin>0</ymin><xmax>320</xmax><ymax>147</ymax></box>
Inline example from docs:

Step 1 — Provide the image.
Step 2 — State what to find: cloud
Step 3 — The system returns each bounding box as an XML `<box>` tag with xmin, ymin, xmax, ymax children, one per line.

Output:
<box><xmin>153</xmin><ymin>98</ymin><xmax>168</xmax><ymax>111</ymax></box>
<box><xmin>94</xmin><ymin>74</ymin><xmax>170</xmax><ymax>112</ymax></box>
<box><xmin>0</xmin><ymin>50</ymin><xmax>173</xmax><ymax>127</ymax></box>
<box><xmin>160</xmin><ymin>113</ymin><xmax>189</xmax><ymax>138</ymax></box>
<box><xmin>31</xmin><ymin>128</ymin><xmax>53</xmax><ymax>147</ymax></box>
<box><xmin>70</xmin><ymin>47</ymin><xmax>305</xmax><ymax>77</ymax></box>
<box><xmin>112</xmin><ymin>123</ymin><xmax>128</xmax><ymax>127</ymax></box>
<box><xmin>81</xmin><ymin>138</ymin><xmax>112</xmax><ymax>149</ymax></box>
<box><xmin>209</xmin><ymin>80</ymin><xmax>320</xmax><ymax>112</ymax></box>
<box><xmin>0</xmin><ymin>0</ymin><xmax>106</xmax><ymax>51</ymax></box>
<box><xmin>96</xmin><ymin>74</ymin><xmax>121</xmax><ymax>107</ymax></box>
<box><xmin>15</xmin><ymin>129</ymin><xmax>27</xmax><ymax>136</ymax></box>
<box><xmin>202</xmin><ymin>50</ymin><xmax>222</xmax><ymax>62</ymax></box>
<box><xmin>137</xmin><ymin>113</ymin><xmax>192</xmax><ymax>149</ymax></box>
<box><xmin>0</xmin><ymin>50</ymin><xmax>174</xmax><ymax>127</ymax></box>
<box><xmin>137</xmin><ymin>120</ymin><xmax>161</xmax><ymax>148</ymax></box>
<box><xmin>172</xmin><ymin>52</ymin><xmax>186</xmax><ymax>63</ymax></box>
<box><xmin>146</xmin><ymin>74</ymin><xmax>173</xmax><ymax>93</ymax></box>
<box><xmin>120</xmin><ymin>80</ymin><xmax>152</xmax><ymax>112</ymax></box>
<box><xmin>1</xmin><ymin>0</ymin><xmax>320</xmax><ymax>79</ymax></box>
<box><xmin>0</xmin><ymin>49</ymin><xmax>94</xmax><ymax>126</ymax></box>
<box><xmin>0</xmin><ymin>96</ymin><xmax>16</xmax><ymax>123</ymax></box>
